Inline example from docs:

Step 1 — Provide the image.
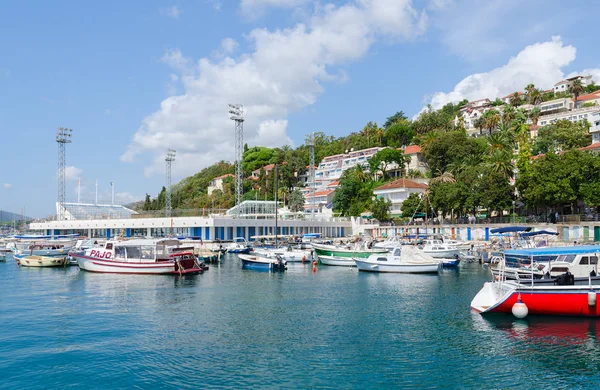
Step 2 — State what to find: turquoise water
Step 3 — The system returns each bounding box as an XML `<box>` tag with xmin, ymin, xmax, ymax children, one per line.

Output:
<box><xmin>2</xmin><ymin>254</ymin><xmax>600</xmax><ymax>389</ymax></box>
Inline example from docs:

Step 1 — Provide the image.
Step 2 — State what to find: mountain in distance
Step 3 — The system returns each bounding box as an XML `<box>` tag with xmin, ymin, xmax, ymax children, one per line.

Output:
<box><xmin>0</xmin><ymin>210</ymin><xmax>32</xmax><ymax>223</ymax></box>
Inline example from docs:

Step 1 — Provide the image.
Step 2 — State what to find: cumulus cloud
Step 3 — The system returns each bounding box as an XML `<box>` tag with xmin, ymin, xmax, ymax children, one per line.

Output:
<box><xmin>212</xmin><ymin>38</ymin><xmax>239</xmax><ymax>59</ymax></box>
<box><xmin>3</xmin><ymin>183</ymin><xmax>12</xmax><ymax>189</ymax></box>
<box><xmin>123</xmin><ymin>0</ymin><xmax>428</xmax><ymax>177</ymax></box>
<box><xmin>423</xmin><ymin>36</ymin><xmax>600</xmax><ymax>110</ymax></box>
<box><xmin>161</xmin><ymin>6</ymin><xmax>181</xmax><ymax>19</ymax></box>
<box><xmin>64</xmin><ymin>166</ymin><xmax>83</xmax><ymax>181</ymax></box>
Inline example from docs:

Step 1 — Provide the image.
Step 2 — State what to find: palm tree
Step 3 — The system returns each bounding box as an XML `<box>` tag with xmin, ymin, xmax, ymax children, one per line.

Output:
<box><xmin>525</xmin><ymin>84</ymin><xmax>536</xmax><ymax>99</ymax></box>
<box><xmin>502</xmin><ymin>105</ymin><xmax>516</xmax><ymax>125</ymax></box>
<box><xmin>509</xmin><ymin>92</ymin><xmax>522</xmax><ymax>107</ymax></box>
<box><xmin>487</xmin><ymin>149</ymin><xmax>514</xmax><ymax>179</ymax></box>
<box><xmin>487</xmin><ymin>132</ymin><xmax>508</xmax><ymax>152</ymax></box>
<box><xmin>529</xmin><ymin>107</ymin><xmax>541</xmax><ymax>126</ymax></box>
<box><xmin>430</xmin><ymin>170</ymin><xmax>456</xmax><ymax>185</ymax></box>
<box><xmin>353</xmin><ymin>164</ymin><xmax>371</xmax><ymax>183</ymax></box>
<box><xmin>529</xmin><ymin>88</ymin><xmax>543</xmax><ymax>106</ymax></box>
<box><xmin>474</xmin><ymin>117</ymin><xmax>485</xmax><ymax>135</ymax></box>
<box><xmin>487</xmin><ymin>110</ymin><xmax>501</xmax><ymax>134</ymax></box>
<box><xmin>376</xmin><ymin>127</ymin><xmax>384</xmax><ymax>146</ymax></box>
<box><xmin>569</xmin><ymin>79</ymin><xmax>585</xmax><ymax>105</ymax></box>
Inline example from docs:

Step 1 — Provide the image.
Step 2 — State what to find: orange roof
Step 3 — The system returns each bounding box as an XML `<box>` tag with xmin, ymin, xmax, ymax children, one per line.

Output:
<box><xmin>579</xmin><ymin>143</ymin><xmax>600</xmax><ymax>151</ymax></box>
<box><xmin>327</xmin><ymin>181</ymin><xmax>340</xmax><ymax>187</ymax></box>
<box><xmin>502</xmin><ymin>91</ymin><xmax>525</xmax><ymax>99</ymax></box>
<box><xmin>306</xmin><ymin>190</ymin><xmax>334</xmax><ymax>197</ymax></box>
<box><xmin>403</xmin><ymin>145</ymin><xmax>422</xmax><ymax>154</ymax></box>
<box><xmin>374</xmin><ymin>178</ymin><xmax>428</xmax><ymax>191</ymax></box>
<box><xmin>576</xmin><ymin>91</ymin><xmax>600</xmax><ymax>101</ymax></box>
<box><xmin>214</xmin><ymin>174</ymin><xmax>234</xmax><ymax>180</ymax></box>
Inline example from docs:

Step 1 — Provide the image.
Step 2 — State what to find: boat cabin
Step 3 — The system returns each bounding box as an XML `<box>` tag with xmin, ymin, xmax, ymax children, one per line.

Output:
<box><xmin>87</xmin><ymin>239</ymin><xmax>182</xmax><ymax>262</ymax></box>
<box><xmin>545</xmin><ymin>253</ymin><xmax>599</xmax><ymax>278</ymax></box>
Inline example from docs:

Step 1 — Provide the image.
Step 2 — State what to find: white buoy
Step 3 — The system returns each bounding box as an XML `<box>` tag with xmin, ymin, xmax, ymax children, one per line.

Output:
<box><xmin>512</xmin><ymin>297</ymin><xmax>528</xmax><ymax>319</ymax></box>
<box><xmin>588</xmin><ymin>291</ymin><xmax>597</xmax><ymax>307</ymax></box>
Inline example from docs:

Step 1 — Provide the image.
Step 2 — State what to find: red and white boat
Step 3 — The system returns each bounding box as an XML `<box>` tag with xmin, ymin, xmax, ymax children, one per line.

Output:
<box><xmin>72</xmin><ymin>238</ymin><xmax>204</xmax><ymax>275</ymax></box>
<box><xmin>471</xmin><ymin>256</ymin><xmax>600</xmax><ymax>317</ymax></box>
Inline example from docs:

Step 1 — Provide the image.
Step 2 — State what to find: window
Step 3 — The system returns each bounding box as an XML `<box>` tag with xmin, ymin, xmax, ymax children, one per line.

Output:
<box><xmin>105</xmin><ymin>243</ymin><xmax>113</xmax><ymax>250</ymax></box>
<box><xmin>115</xmin><ymin>246</ymin><xmax>126</xmax><ymax>259</ymax></box>
<box><xmin>580</xmin><ymin>256</ymin><xmax>589</xmax><ymax>265</ymax></box>
<box><xmin>126</xmin><ymin>246</ymin><xmax>141</xmax><ymax>260</ymax></box>
<box><xmin>140</xmin><ymin>246</ymin><xmax>155</xmax><ymax>260</ymax></box>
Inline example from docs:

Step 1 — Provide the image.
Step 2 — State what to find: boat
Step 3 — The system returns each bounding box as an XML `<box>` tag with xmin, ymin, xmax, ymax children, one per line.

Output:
<box><xmin>420</xmin><ymin>239</ymin><xmax>461</xmax><ymax>259</ymax></box>
<box><xmin>318</xmin><ymin>254</ymin><xmax>356</xmax><ymax>266</ymax></box>
<box><xmin>238</xmin><ymin>253</ymin><xmax>287</xmax><ymax>271</ymax></box>
<box><xmin>439</xmin><ymin>257</ymin><xmax>460</xmax><ymax>267</ymax></box>
<box><xmin>491</xmin><ymin>251</ymin><xmax>600</xmax><ymax>281</ymax></box>
<box><xmin>72</xmin><ymin>238</ymin><xmax>204</xmax><ymax>275</ymax></box>
<box><xmin>471</xmin><ymin>254</ymin><xmax>600</xmax><ymax>317</ymax></box>
<box><xmin>226</xmin><ymin>237</ymin><xmax>251</xmax><ymax>254</ymax></box>
<box><xmin>17</xmin><ymin>255</ymin><xmax>68</xmax><ymax>267</ymax></box>
<box><xmin>253</xmin><ymin>247</ymin><xmax>312</xmax><ymax>262</ymax></box>
<box><xmin>354</xmin><ymin>246</ymin><xmax>441</xmax><ymax>273</ymax></box>
<box><xmin>13</xmin><ymin>241</ymin><xmax>73</xmax><ymax>257</ymax></box>
<box><xmin>373</xmin><ymin>236</ymin><xmax>404</xmax><ymax>250</ymax></box>
<box><xmin>312</xmin><ymin>242</ymin><xmax>387</xmax><ymax>260</ymax></box>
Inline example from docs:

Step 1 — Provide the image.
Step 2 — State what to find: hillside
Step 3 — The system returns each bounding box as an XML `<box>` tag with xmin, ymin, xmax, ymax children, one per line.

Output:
<box><xmin>0</xmin><ymin>210</ymin><xmax>31</xmax><ymax>223</ymax></box>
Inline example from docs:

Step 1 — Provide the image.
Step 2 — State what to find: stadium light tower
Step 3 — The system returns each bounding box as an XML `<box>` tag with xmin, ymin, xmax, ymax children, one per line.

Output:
<box><xmin>165</xmin><ymin>149</ymin><xmax>176</xmax><ymax>217</ymax></box>
<box><xmin>56</xmin><ymin>127</ymin><xmax>73</xmax><ymax>220</ymax></box>
<box><xmin>305</xmin><ymin>132</ymin><xmax>316</xmax><ymax>218</ymax></box>
<box><xmin>229</xmin><ymin>104</ymin><xmax>244</xmax><ymax>213</ymax></box>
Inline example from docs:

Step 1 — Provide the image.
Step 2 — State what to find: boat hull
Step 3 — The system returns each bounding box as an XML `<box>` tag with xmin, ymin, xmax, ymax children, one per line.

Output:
<box><xmin>471</xmin><ymin>282</ymin><xmax>600</xmax><ymax>317</ymax></box>
<box><xmin>238</xmin><ymin>254</ymin><xmax>286</xmax><ymax>271</ymax></box>
<box><xmin>227</xmin><ymin>248</ymin><xmax>251</xmax><ymax>254</ymax></box>
<box><xmin>423</xmin><ymin>249</ymin><xmax>461</xmax><ymax>258</ymax></box>
<box><xmin>74</xmin><ymin>254</ymin><xmax>201</xmax><ymax>275</ymax></box>
<box><xmin>312</xmin><ymin>244</ymin><xmax>387</xmax><ymax>259</ymax></box>
<box><xmin>18</xmin><ymin>255</ymin><xmax>67</xmax><ymax>267</ymax></box>
<box><xmin>354</xmin><ymin>259</ymin><xmax>440</xmax><ymax>273</ymax></box>
<box><xmin>318</xmin><ymin>255</ymin><xmax>356</xmax><ymax>266</ymax></box>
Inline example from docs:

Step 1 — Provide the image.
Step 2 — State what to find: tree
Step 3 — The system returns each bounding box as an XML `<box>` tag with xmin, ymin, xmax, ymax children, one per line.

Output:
<box><xmin>384</xmin><ymin>119</ymin><xmax>415</xmax><ymax>147</ymax></box>
<box><xmin>529</xmin><ymin>107</ymin><xmax>541</xmax><ymax>126</ymax></box>
<box><xmin>585</xmin><ymin>82</ymin><xmax>600</xmax><ymax>93</ymax></box>
<box><xmin>421</xmin><ymin>131</ymin><xmax>487</xmax><ymax>177</ymax></box>
<box><xmin>383</xmin><ymin>111</ymin><xmax>407</xmax><ymax>129</ymax></box>
<box><xmin>361</xmin><ymin>121</ymin><xmax>380</xmax><ymax>147</ymax></box>
<box><xmin>143</xmin><ymin>194</ymin><xmax>152</xmax><ymax>211</ymax></box>
<box><xmin>288</xmin><ymin>189</ymin><xmax>305</xmax><ymax>212</ymax></box>
<box><xmin>529</xmin><ymin>88</ymin><xmax>543</xmax><ymax>106</ymax></box>
<box><xmin>242</xmin><ymin>146</ymin><xmax>275</xmax><ymax>173</ymax></box>
<box><xmin>569</xmin><ymin>79</ymin><xmax>585</xmax><ymax>105</ymax></box>
<box><xmin>532</xmin><ymin>119</ymin><xmax>592</xmax><ymax>155</ymax></box>
<box><xmin>371</xmin><ymin>197</ymin><xmax>392</xmax><ymax>222</ymax></box>
<box><xmin>509</xmin><ymin>92</ymin><xmax>523</xmax><ymax>107</ymax></box>
<box><xmin>333</xmin><ymin>166</ymin><xmax>378</xmax><ymax>216</ymax></box>
<box><xmin>525</xmin><ymin>84</ymin><xmax>536</xmax><ymax>99</ymax></box>
<box><xmin>399</xmin><ymin>193</ymin><xmax>425</xmax><ymax>218</ymax></box>
<box><xmin>502</xmin><ymin>105</ymin><xmax>516</xmax><ymax>125</ymax></box>
<box><xmin>368</xmin><ymin>148</ymin><xmax>409</xmax><ymax>180</ymax></box>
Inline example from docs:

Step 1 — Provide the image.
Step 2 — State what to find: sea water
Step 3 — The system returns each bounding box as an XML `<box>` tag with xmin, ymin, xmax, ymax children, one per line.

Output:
<box><xmin>1</xmin><ymin>254</ymin><xmax>600</xmax><ymax>389</ymax></box>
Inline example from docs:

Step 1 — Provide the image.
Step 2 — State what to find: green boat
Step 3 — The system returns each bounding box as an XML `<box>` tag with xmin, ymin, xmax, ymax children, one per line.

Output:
<box><xmin>311</xmin><ymin>243</ymin><xmax>388</xmax><ymax>259</ymax></box>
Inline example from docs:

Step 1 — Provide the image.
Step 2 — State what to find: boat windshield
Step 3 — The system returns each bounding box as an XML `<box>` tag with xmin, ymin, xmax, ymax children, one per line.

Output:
<box><xmin>141</xmin><ymin>246</ymin><xmax>155</xmax><ymax>260</ymax></box>
<box><xmin>393</xmin><ymin>248</ymin><xmax>401</xmax><ymax>256</ymax></box>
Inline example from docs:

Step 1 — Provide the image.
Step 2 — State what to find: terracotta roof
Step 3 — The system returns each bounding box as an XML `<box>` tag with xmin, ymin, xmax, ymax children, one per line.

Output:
<box><xmin>306</xmin><ymin>190</ymin><xmax>334</xmax><ymax>197</ymax></box>
<box><xmin>214</xmin><ymin>174</ymin><xmax>234</xmax><ymax>180</ymax></box>
<box><xmin>374</xmin><ymin>178</ymin><xmax>428</xmax><ymax>191</ymax></box>
<box><xmin>403</xmin><ymin>145</ymin><xmax>422</xmax><ymax>154</ymax></box>
<box><xmin>326</xmin><ymin>181</ymin><xmax>340</xmax><ymax>187</ymax></box>
<box><xmin>576</xmin><ymin>91</ymin><xmax>600</xmax><ymax>101</ymax></box>
<box><xmin>579</xmin><ymin>143</ymin><xmax>600</xmax><ymax>151</ymax></box>
<box><xmin>502</xmin><ymin>91</ymin><xmax>525</xmax><ymax>99</ymax></box>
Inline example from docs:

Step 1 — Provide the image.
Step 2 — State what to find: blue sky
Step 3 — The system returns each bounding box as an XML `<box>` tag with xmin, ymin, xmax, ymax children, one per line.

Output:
<box><xmin>0</xmin><ymin>0</ymin><xmax>598</xmax><ymax>217</ymax></box>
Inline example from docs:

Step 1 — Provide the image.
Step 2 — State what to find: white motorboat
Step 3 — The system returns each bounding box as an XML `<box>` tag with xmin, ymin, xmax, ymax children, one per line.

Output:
<box><xmin>373</xmin><ymin>236</ymin><xmax>403</xmax><ymax>250</ymax></box>
<box><xmin>17</xmin><ymin>255</ymin><xmax>68</xmax><ymax>267</ymax></box>
<box><xmin>354</xmin><ymin>246</ymin><xmax>441</xmax><ymax>273</ymax></box>
<box><xmin>420</xmin><ymin>239</ymin><xmax>461</xmax><ymax>259</ymax></box>
<box><xmin>238</xmin><ymin>253</ymin><xmax>287</xmax><ymax>271</ymax></box>
<box><xmin>318</xmin><ymin>254</ymin><xmax>356</xmax><ymax>266</ymax></box>
<box><xmin>72</xmin><ymin>238</ymin><xmax>204</xmax><ymax>275</ymax></box>
<box><xmin>226</xmin><ymin>237</ymin><xmax>251</xmax><ymax>254</ymax></box>
<box><xmin>252</xmin><ymin>247</ymin><xmax>312</xmax><ymax>262</ymax></box>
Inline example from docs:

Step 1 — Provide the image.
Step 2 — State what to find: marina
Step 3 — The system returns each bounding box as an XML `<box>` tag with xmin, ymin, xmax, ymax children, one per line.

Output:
<box><xmin>2</xmin><ymin>252</ymin><xmax>600</xmax><ymax>388</ymax></box>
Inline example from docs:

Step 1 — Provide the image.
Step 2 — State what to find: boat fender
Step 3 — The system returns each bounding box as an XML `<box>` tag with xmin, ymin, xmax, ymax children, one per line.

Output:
<box><xmin>512</xmin><ymin>296</ymin><xmax>528</xmax><ymax>319</ymax></box>
<box><xmin>589</xmin><ymin>291</ymin><xmax>597</xmax><ymax>307</ymax></box>
<box><xmin>312</xmin><ymin>260</ymin><xmax>317</xmax><ymax>273</ymax></box>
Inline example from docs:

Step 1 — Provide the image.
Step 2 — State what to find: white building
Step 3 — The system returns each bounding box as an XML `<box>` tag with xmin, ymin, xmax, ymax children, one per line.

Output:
<box><xmin>207</xmin><ymin>174</ymin><xmax>234</xmax><ymax>195</ymax></box>
<box><xmin>373</xmin><ymin>178</ymin><xmax>428</xmax><ymax>217</ymax></box>
<box><xmin>554</xmin><ymin>75</ymin><xmax>593</xmax><ymax>94</ymax></box>
<box><xmin>576</xmin><ymin>91</ymin><xmax>600</xmax><ymax>108</ymax></box>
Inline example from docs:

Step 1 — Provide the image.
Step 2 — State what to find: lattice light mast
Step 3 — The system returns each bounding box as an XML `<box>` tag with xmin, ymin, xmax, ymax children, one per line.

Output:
<box><xmin>56</xmin><ymin>127</ymin><xmax>72</xmax><ymax>220</ymax></box>
<box><xmin>305</xmin><ymin>132</ymin><xmax>316</xmax><ymax>217</ymax></box>
<box><xmin>229</xmin><ymin>104</ymin><xmax>244</xmax><ymax>213</ymax></box>
<box><xmin>165</xmin><ymin>149</ymin><xmax>176</xmax><ymax>217</ymax></box>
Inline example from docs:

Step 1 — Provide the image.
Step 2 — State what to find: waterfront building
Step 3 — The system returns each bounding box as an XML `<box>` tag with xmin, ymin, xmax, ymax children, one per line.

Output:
<box><xmin>207</xmin><ymin>174</ymin><xmax>234</xmax><ymax>195</ymax></box>
<box><xmin>30</xmin><ymin>200</ymin><xmax>351</xmax><ymax>240</ymax></box>
<box><xmin>56</xmin><ymin>202</ymin><xmax>136</xmax><ymax>221</ymax></box>
<box><xmin>575</xmin><ymin>91</ymin><xmax>600</xmax><ymax>108</ymax></box>
<box><xmin>373</xmin><ymin>178</ymin><xmax>428</xmax><ymax>217</ymax></box>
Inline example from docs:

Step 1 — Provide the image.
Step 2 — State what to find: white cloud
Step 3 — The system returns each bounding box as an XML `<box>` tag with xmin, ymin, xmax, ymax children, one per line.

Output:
<box><xmin>212</xmin><ymin>38</ymin><xmax>239</xmax><ymax>59</ymax></box>
<box><xmin>161</xmin><ymin>6</ymin><xmax>181</xmax><ymax>19</ymax></box>
<box><xmin>123</xmin><ymin>0</ymin><xmax>428</xmax><ymax>177</ymax></box>
<box><xmin>64</xmin><ymin>166</ymin><xmax>83</xmax><ymax>181</ymax></box>
<box><xmin>3</xmin><ymin>183</ymin><xmax>12</xmax><ymax>189</ymax></box>
<box><xmin>424</xmin><ymin>36</ymin><xmax>589</xmax><ymax>110</ymax></box>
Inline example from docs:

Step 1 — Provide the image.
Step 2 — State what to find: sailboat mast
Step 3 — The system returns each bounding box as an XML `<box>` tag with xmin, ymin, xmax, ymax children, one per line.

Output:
<box><xmin>275</xmin><ymin>164</ymin><xmax>278</xmax><ymax>248</ymax></box>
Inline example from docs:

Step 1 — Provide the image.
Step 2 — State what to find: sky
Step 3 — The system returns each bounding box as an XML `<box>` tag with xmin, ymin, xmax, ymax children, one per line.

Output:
<box><xmin>0</xmin><ymin>0</ymin><xmax>598</xmax><ymax>217</ymax></box>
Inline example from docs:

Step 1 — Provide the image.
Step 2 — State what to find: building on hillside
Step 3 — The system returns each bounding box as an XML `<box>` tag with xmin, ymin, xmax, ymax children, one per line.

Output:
<box><xmin>373</xmin><ymin>178</ymin><xmax>428</xmax><ymax>217</ymax></box>
<box><xmin>501</xmin><ymin>92</ymin><xmax>525</xmax><ymax>105</ymax></box>
<box><xmin>383</xmin><ymin>145</ymin><xmax>428</xmax><ymax>177</ymax></box>
<box><xmin>304</xmin><ymin>189</ymin><xmax>334</xmax><ymax>214</ymax></box>
<box><xmin>56</xmin><ymin>202</ymin><xmax>137</xmax><ymax>221</ymax></box>
<box><xmin>588</xmin><ymin>112</ymin><xmax>600</xmax><ymax>144</ymax></box>
<box><xmin>554</xmin><ymin>75</ymin><xmax>593</xmax><ymax>94</ymax></box>
<box><xmin>250</xmin><ymin>162</ymin><xmax>287</xmax><ymax>179</ymax></box>
<box><xmin>538</xmin><ymin>107</ymin><xmax>600</xmax><ymax>127</ymax></box>
<box><xmin>207</xmin><ymin>174</ymin><xmax>234</xmax><ymax>195</ymax></box>
<box><xmin>538</xmin><ymin>97</ymin><xmax>574</xmax><ymax>116</ymax></box>
<box><xmin>576</xmin><ymin>91</ymin><xmax>600</xmax><ymax>108</ymax></box>
<box><xmin>315</xmin><ymin>147</ymin><xmax>382</xmax><ymax>185</ymax></box>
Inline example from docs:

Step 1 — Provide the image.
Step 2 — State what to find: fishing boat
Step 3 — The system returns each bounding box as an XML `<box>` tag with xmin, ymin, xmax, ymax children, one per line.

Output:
<box><xmin>72</xmin><ymin>238</ymin><xmax>204</xmax><ymax>275</ymax></box>
<box><xmin>373</xmin><ymin>235</ymin><xmax>404</xmax><ymax>250</ymax></box>
<box><xmin>17</xmin><ymin>255</ymin><xmax>68</xmax><ymax>267</ymax></box>
<box><xmin>312</xmin><ymin>242</ymin><xmax>387</xmax><ymax>261</ymax></box>
<box><xmin>226</xmin><ymin>237</ymin><xmax>251</xmax><ymax>254</ymax></box>
<box><xmin>319</xmin><ymin>254</ymin><xmax>356</xmax><ymax>266</ymax></box>
<box><xmin>419</xmin><ymin>239</ymin><xmax>462</xmax><ymax>259</ymax></box>
<box><xmin>253</xmin><ymin>247</ymin><xmax>312</xmax><ymax>262</ymax></box>
<box><xmin>238</xmin><ymin>253</ymin><xmax>287</xmax><ymax>271</ymax></box>
<box><xmin>491</xmin><ymin>251</ymin><xmax>600</xmax><ymax>280</ymax></box>
<box><xmin>354</xmin><ymin>246</ymin><xmax>441</xmax><ymax>273</ymax></box>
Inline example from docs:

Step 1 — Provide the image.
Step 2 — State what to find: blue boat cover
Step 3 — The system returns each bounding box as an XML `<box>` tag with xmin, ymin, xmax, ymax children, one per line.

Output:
<box><xmin>489</xmin><ymin>226</ymin><xmax>532</xmax><ymax>234</ymax></box>
<box><xmin>505</xmin><ymin>245</ymin><xmax>600</xmax><ymax>256</ymax></box>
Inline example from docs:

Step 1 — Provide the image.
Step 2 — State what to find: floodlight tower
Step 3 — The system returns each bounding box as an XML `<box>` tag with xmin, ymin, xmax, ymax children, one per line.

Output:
<box><xmin>165</xmin><ymin>149</ymin><xmax>176</xmax><ymax>217</ymax></box>
<box><xmin>229</xmin><ymin>104</ymin><xmax>244</xmax><ymax>213</ymax></box>
<box><xmin>56</xmin><ymin>127</ymin><xmax>72</xmax><ymax>220</ymax></box>
<box><xmin>305</xmin><ymin>132</ymin><xmax>316</xmax><ymax>217</ymax></box>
